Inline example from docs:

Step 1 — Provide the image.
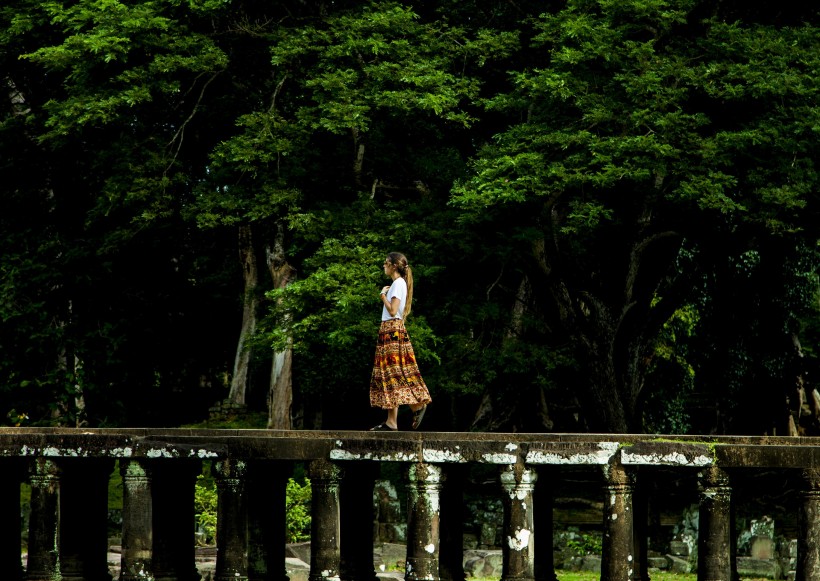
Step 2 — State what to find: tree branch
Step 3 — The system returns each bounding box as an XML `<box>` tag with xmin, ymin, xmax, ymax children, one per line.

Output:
<box><xmin>164</xmin><ymin>70</ymin><xmax>223</xmax><ymax>174</ymax></box>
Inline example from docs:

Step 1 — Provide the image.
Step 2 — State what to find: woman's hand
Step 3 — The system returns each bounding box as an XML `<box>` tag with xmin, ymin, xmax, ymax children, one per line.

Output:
<box><xmin>381</xmin><ymin>285</ymin><xmax>390</xmax><ymax>296</ymax></box>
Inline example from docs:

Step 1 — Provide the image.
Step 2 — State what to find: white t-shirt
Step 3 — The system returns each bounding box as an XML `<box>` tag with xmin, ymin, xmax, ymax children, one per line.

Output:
<box><xmin>381</xmin><ymin>277</ymin><xmax>407</xmax><ymax>321</ymax></box>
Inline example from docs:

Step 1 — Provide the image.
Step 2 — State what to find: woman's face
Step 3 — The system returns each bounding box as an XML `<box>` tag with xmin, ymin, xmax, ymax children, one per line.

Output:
<box><xmin>383</xmin><ymin>258</ymin><xmax>396</xmax><ymax>276</ymax></box>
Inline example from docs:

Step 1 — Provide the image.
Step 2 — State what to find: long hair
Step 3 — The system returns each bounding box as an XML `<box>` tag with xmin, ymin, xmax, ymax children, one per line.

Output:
<box><xmin>386</xmin><ymin>252</ymin><xmax>413</xmax><ymax>318</ymax></box>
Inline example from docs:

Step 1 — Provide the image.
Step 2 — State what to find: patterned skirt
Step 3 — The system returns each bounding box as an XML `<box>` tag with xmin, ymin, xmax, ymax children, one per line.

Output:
<box><xmin>369</xmin><ymin>319</ymin><xmax>432</xmax><ymax>409</ymax></box>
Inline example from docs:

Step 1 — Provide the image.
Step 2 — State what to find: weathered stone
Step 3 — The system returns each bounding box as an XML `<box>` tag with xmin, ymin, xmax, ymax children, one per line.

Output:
<box><xmin>601</xmin><ymin>460</ymin><xmax>635</xmax><ymax>581</ymax></box>
<box><xmin>798</xmin><ymin>469</ymin><xmax>820</xmax><ymax>581</ymax></box>
<box><xmin>120</xmin><ymin>459</ymin><xmax>153</xmax><ymax>581</ymax></box>
<box><xmin>669</xmin><ymin>540</ymin><xmax>690</xmax><ymax>556</ymax></box>
<box><xmin>580</xmin><ymin>555</ymin><xmax>602</xmax><ymax>573</ymax></box>
<box><xmin>374</xmin><ymin>543</ymin><xmax>407</xmax><ymax>573</ymax></box>
<box><xmin>737</xmin><ymin>557</ymin><xmax>780</xmax><ymax>579</ymax></box>
<box><xmin>463</xmin><ymin>556</ymin><xmax>485</xmax><ymax>577</ymax></box>
<box><xmin>0</xmin><ymin>459</ymin><xmax>25</xmax><ymax>580</ymax></box>
<box><xmin>462</xmin><ymin>534</ymin><xmax>478</xmax><ymax>550</ymax></box>
<box><xmin>287</xmin><ymin>557</ymin><xmax>311</xmax><ymax>581</ymax></box>
<box><xmin>27</xmin><ymin>458</ymin><xmax>61</xmax><ymax>580</ymax></box>
<box><xmin>499</xmin><ymin>465</ymin><xmax>537</xmax><ymax>581</ymax></box>
<box><xmin>214</xmin><ymin>457</ymin><xmax>249</xmax><ymax>581</ymax></box>
<box><xmin>286</xmin><ymin>542</ymin><xmax>311</xmax><ymax>564</ymax></box>
<box><xmin>750</xmin><ymin>515</ymin><xmax>775</xmax><ymax>538</ymax></box>
<box><xmin>750</xmin><ymin>536</ymin><xmax>775</xmax><ymax>560</ymax></box>
<box><xmin>405</xmin><ymin>463</ymin><xmax>443</xmax><ymax>581</ymax></box>
<box><xmin>647</xmin><ymin>556</ymin><xmax>668</xmax><ymax>570</ymax></box>
<box><xmin>665</xmin><ymin>554</ymin><xmax>693</xmax><ymax>574</ymax></box>
<box><xmin>308</xmin><ymin>459</ymin><xmax>343</xmax><ymax>581</ymax></box>
<box><xmin>697</xmin><ymin>465</ymin><xmax>732</xmax><ymax>581</ymax></box>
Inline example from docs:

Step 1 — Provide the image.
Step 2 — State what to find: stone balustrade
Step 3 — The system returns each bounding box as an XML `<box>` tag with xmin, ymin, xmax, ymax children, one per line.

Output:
<box><xmin>1</xmin><ymin>429</ymin><xmax>819</xmax><ymax>581</ymax></box>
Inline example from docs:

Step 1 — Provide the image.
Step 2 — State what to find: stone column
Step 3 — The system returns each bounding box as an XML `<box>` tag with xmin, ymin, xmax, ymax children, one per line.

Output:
<box><xmin>309</xmin><ymin>459</ymin><xmax>343</xmax><ymax>581</ymax></box>
<box><xmin>59</xmin><ymin>458</ymin><xmax>114</xmax><ymax>581</ymax></box>
<box><xmin>26</xmin><ymin>458</ymin><xmax>61</xmax><ymax>581</ymax></box>
<box><xmin>797</xmin><ymin>468</ymin><xmax>820</xmax><ymax>581</ymax></box>
<box><xmin>601</xmin><ymin>460</ymin><xmax>635</xmax><ymax>581</ymax></box>
<box><xmin>152</xmin><ymin>459</ymin><xmax>202</xmax><ymax>581</ymax></box>
<box><xmin>340</xmin><ymin>461</ymin><xmax>379</xmax><ymax>581</ymax></box>
<box><xmin>405</xmin><ymin>462</ymin><xmax>443</xmax><ymax>581</ymax></box>
<box><xmin>247</xmin><ymin>461</ymin><xmax>289</xmax><ymax>581</ymax></box>
<box><xmin>534</xmin><ymin>468</ymin><xmax>558</xmax><ymax>581</ymax></box>
<box><xmin>499</xmin><ymin>464</ymin><xmax>537</xmax><ymax>581</ymax></box>
<box><xmin>697</xmin><ymin>465</ymin><xmax>733</xmax><ymax>581</ymax></box>
<box><xmin>439</xmin><ymin>465</ymin><xmax>466</xmax><ymax>581</ymax></box>
<box><xmin>215</xmin><ymin>458</ymin><xmax>249</xmax><ymax>581</ymax></box>
<box><xmin>0</xmin><ymin>459</ymin><xmax>25</xmax><ymax>581</ymax></box>
<box><xmin>120</xmin><ymin>459</ymin><xmax>154</xmax><ymax>581</ymax></box>
<box><xmin>632</xmin><ymin>471</ymin><xmax>649</xmax><ymax>581</ymax></box>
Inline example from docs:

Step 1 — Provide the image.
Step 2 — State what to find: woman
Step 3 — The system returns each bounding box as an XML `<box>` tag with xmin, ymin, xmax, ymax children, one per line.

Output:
<box><xmin>369</xmin><ymin>252</ymin><xmax>431</xmax><ymax>431</ymax></box>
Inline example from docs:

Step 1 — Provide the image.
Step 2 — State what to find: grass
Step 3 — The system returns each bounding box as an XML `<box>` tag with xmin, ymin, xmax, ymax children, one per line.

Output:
<box><xmin>470</xmin><ymin>572</ymin><xmax>768</xmax><ymax>581</ymax></box>
<box><xmin>555</xmin><ymin>573</ymin><xmax>696</xmax><ymax>581</ymax></box>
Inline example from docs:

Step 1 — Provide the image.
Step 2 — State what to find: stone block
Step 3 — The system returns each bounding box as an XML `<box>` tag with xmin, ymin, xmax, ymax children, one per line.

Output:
<box><xmin>647</xmin><ymin>556</ymin><xmax>668</xmax><ymax>570</ymax></box>
<box><xmin>375</xmin><ymin>542</ymin><xmax>407</xmax><ymax>572</ymax></box>
<box><xmin>666</xmin><ymin>554</ymin><xmax>693</xmax><ymax>574</ymax></box>
<box><xmin>286</xmin><ymin>541</ymin><xmax>311</xmax><ymax>564</ymax></box>
<box><xmin>669</xmin><ymin>540</ymin><xmax>690</xmax><ymax>556</ymax></box>
<box><xmin>482</xmin><ymin>551</ymin><xmax>504</xmax><ymax>576</ymax></box>
<box><xmin>737</xmin><ymin>557</ymin><xmax>779</xmax><ymax>579</ymax></box>
<box><xmin>580</xmin><ymin>555</ymin><xmax>601</xmax><ymax>573</ymax></box>
<box><xmin>750</xmin><ymin>516</ymin><xmax>775</xmax><ymax>538</ymax></box>
<box><xmin>287</xmin><ymin>557</ymin><xmax>310</xmax><ymax>581</ymax></box>
<box><xmin>463</xmin><ymin>556</ymin><xmax>485</xmax><ymax>578</ymax></box>
<box><xmin>750</xmin><ymin>536</ymin><xmax>775</xmax><ymax>560</ymax></box>
<box><xmin>479</xmin><ymin>522</ymin><xmax>497</xmax><ymax>547</ymax></box>
<box><xmin>464</xmin><ymin>550</ymin><xmax>503</xmax><ymax>578</ymax></box>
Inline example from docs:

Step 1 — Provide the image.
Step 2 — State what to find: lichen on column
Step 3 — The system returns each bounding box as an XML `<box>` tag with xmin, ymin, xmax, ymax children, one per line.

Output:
<box><xmin>499</xmin><ymin>464</ymin><xmax>538</xmax><ymax>581</ymax></box>
<box><xmin>797</xmin><ymin>468</ymin><xmax>820</xmax><ymax>581</ymax></box>
<box><xmin>601</xmin><ymin>458</ymin><xmax>635</xmax><ymax>581</ymax></box>
<box><xmin>697</xmin><ymin>465</ymin><xmax>733</xmax><ymax>581</ymax></box>
<box><xmin>215</xmin><ymin>457</ymin><xmax>249</xmax><ymax>581</ymax></box>
<box><xmin>309</xmin><ymin>458</ymin><xmax>343</xmax><ymax>581</ymax></box>
<box><xmin>406</xmin><ymin>462</ymin><xmax>443</xmax><ymax>581</ymax></box>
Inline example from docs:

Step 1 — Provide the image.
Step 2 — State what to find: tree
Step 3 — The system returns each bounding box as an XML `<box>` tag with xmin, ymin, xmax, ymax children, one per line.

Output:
<box><xmin>0</xmin><ymin>0</ymin><xmax>238</xmax><ymax>425</ymax></box>
<box><xmin>452</xmin><ymin>0</ymin><xmax>820</xmax><ymax>432</ymax></box>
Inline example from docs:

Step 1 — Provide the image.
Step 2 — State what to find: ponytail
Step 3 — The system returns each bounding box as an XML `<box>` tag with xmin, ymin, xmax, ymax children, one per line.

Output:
<box><xmin>386</xmin><ymin>251</ymin><xmax>413</xmax><ymax>318</ymax></box>
<box><xmin>404</xmin><ymin>266</ymin><xmax>413</xmax><ymax>318</ymax></box>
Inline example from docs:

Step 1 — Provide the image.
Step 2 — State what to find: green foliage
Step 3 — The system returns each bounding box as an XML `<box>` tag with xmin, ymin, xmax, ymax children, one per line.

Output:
<box><xmin>285</xmin><ymin>477</ymin><xmax>312</xmax><ymax>543</ymax></box>
<box><xmin>565</xmin><ymin>532</ymin><xmax>603</xmax><ymax>557</ymax></box>
<box><xmin>192</xmin><ymin>472</ymin><xmax>311</xmax><ymax>545</ymax></box>
<box><xmin>194</xmin><ymin>473</ymin><xmax>218</xmax><ymax>545</ymax></box>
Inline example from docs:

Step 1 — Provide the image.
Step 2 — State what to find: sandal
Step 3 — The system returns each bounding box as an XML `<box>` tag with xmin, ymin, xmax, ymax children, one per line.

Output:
<box><xmin>369</xmin><ymin>423</ymin><xmax>397</xmax><ymax>431</ymax></box>
<box><xmin>411</xmin><ymin>405</ymin><xmax>427</xmax><ymax>430</ymax></box>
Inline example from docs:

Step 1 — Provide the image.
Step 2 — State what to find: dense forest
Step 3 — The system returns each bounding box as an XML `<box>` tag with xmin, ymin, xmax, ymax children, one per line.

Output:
<box><xmin>1</xmin><ymin>0</ymin><xmax>818</xmax><ymax>435</ymax></box>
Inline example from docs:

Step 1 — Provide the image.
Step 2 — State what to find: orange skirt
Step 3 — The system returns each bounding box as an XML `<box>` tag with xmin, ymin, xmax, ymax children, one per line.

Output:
<box><xmin>369</xmin><ymin>319</ymin><xmax>432</xmax><ymax>409</ymax></box>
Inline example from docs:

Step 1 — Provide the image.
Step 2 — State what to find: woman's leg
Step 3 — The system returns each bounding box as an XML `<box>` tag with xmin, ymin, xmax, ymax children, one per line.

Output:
<box><xmin>384</xmin><ymin>407</ymin><xmax>399</xmax><ymax>429</ymax></box>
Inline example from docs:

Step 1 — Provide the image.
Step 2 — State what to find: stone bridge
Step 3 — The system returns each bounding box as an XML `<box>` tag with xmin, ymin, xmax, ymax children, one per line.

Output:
<box><xmin>2</xmin><ymin>429</ymin><xmax>820</xmax><ymax>581</ymax></box>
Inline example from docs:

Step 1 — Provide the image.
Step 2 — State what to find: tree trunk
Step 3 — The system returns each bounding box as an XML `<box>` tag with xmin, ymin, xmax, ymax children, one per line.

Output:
<box><xmin>530</xmin><ymin>226</ymin><xmax>669</xmax><ymax>434</ymax></box>
<box><xmin>228</xmin><ymin>224</ymin><xmax>259</xmax><ymax>407</ymax></box>
<box><xmin>266</xmin><ymin>222</ymin><xmax>297</xmax><ymax>429</ymax></box>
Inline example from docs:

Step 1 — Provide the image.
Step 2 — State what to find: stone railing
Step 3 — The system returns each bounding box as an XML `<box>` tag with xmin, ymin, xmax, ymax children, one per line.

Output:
<box><xmin>2</xmin><ymin>429</ymin><xmax>820</xmax><ymax>581</ymax></box>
